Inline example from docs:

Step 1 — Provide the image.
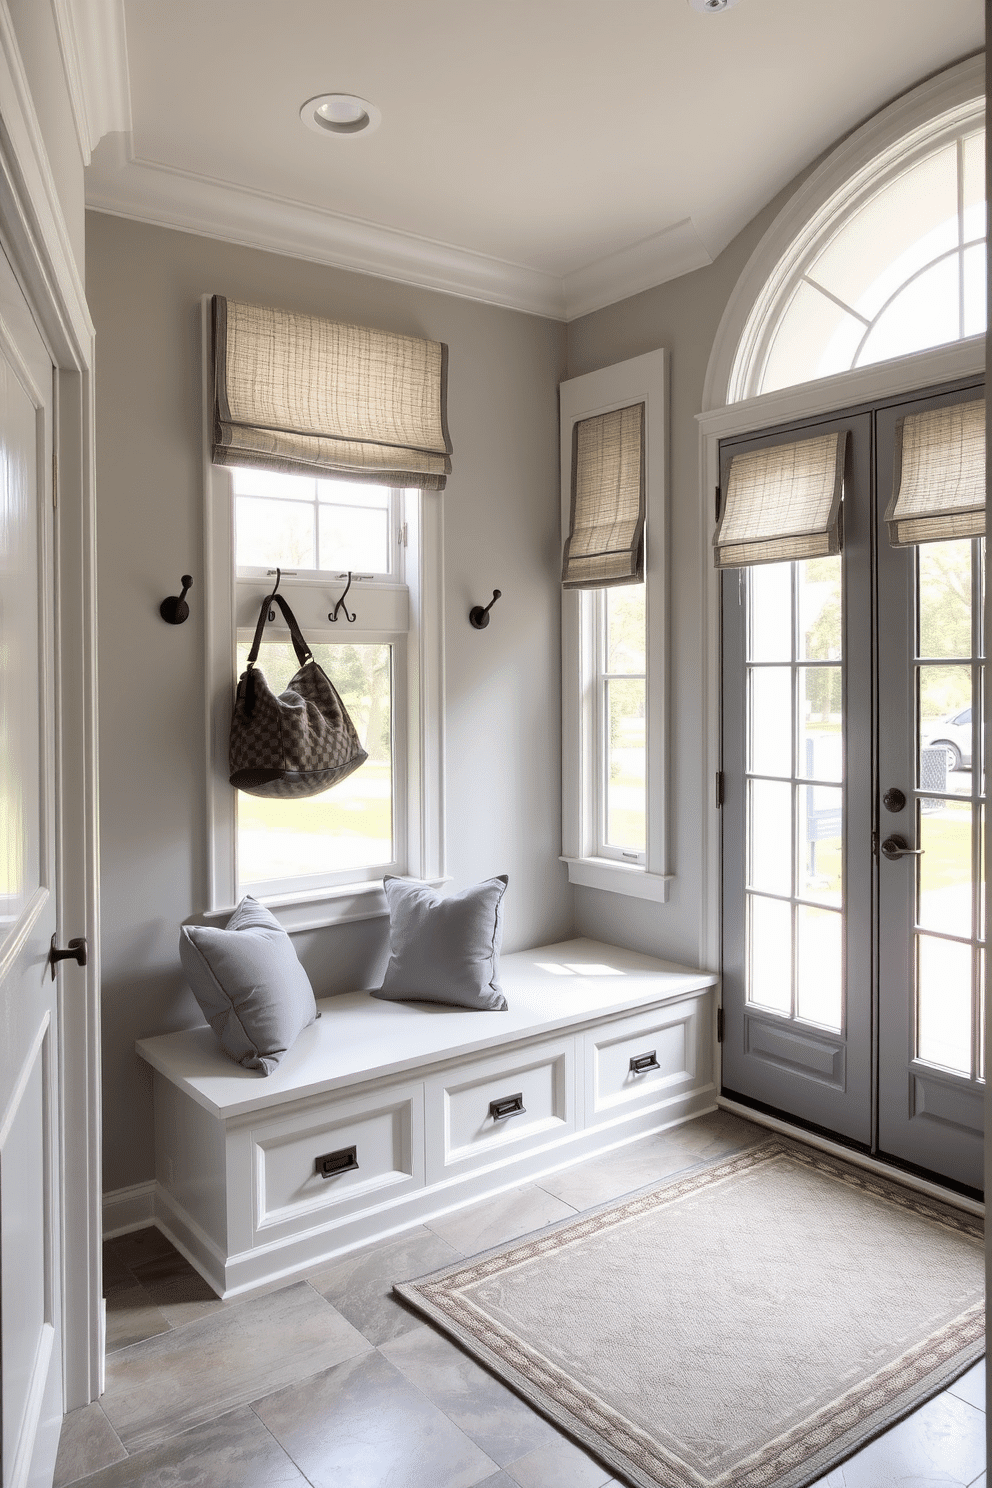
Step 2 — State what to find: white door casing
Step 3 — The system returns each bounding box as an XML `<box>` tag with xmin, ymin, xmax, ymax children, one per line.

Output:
<box><xmin>0</xmin><ymin>240</ymin><xmax>62</xmax><ymax>1487</ymax></box>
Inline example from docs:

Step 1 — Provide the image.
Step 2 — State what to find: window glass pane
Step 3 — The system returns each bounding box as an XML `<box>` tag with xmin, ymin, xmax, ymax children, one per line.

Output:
<box><xmin>857</xmin><ymin>254</ymin><xmax>960</xmax><ymax>368</ymax></box>
<box><xmin>798</xmin><ymin>556</ymin><xmax>841</xmax><ymax>661</ymax></box>
<box><xmin>606</xmin><ymin>585</ymin><xmax>645</xmax><ymax>674</ymax></box>
<box><xmin>748</xmin><ymin>563</ymin><xmax>791</xmax><ymax>663</ymax></box>
<box><xmin>799</xmin><ymin>669</ymin><xmax>842</xmax><ymax>781</ymax></box>
<box><xmin>236</xmin><ymin>641</ymin><xmax>393</xmax><ymax>883</ymax></box>
<box><xmin>919</xmin><ymin>664</ymin><xmax>971</xmax><ymax>783</ymax></box>
<box><xmin>917</xmin><ymin>933</ymin><xmax>972</xmax><ymax>1074</ymax></box>
<box><xmin>318</xmin><ymin>504</ymin><xmax>390</xmax><ymax>573</ymax></box>
<box><xmin>809</xmin><ymin>145</ymin><xmax>959</xmax><ymax>322</ymax></box>
<box><xmin>236</xmin><ymin>497</ymin><xmax>315</xmax><ymax>569</ymax></box>
<box><xmin>317</xmin><ymin>480</ymin><xmax>391</xmax><ymax>509</ymax></box>
<box><xmin>796</xmin><ymin>906</ymin><xmax>842</xmax><ymax>1030</ymax></box>
<box><xmin>748</xmin><ymin>894</ymin><xmax>792</xmax><ymax>1015</ymax></box>
<box><xmin>748</xmin><ymin>779</ymin><xmax>791</xmax><ymax>896</ymax></box>
<box><xmin>963</xmin><ymin>242</ymin><xmax>987</xmax><ymax>337</ymax></box>
<box><xmin>980</xmin><ymin>805</ymin><xmax>986</xmax><ymax>943</ymax></box>
<box><xmin>748</xmin><ymin>667</ymin><xmax>792</xmax><ymax>777</ymax></box>
<box><xmin>918</xmin><ymin>541</ymin><xmax>971</xmax><ymax>659</ymax></box>
<box><xmin>761</xmin><ymin>282</ymin><xmax>865</xmax><ymax>394</ymax></box>
<box><xmin>232</xmin><ymin>468</ymin><xmax>317</xmax><ymax>501</ymax></box>
<box><xmin>605</xmin><ymin>678</ymin><xmax>645</xmax><ymax>852</ymax></box>
<box><xmin>798</xmin><ymin>783</ymin><xmax>842</xmax><ymax>907</ymax></box>
<box><xmin>963</xmin><ymin>131</ymin><xmax>985</xmax><ymax>243</ymax></box>
<box><xmin>919</xmin><ymin>798</ymin><xmax>972</xmax><ymax>939</ymax></box>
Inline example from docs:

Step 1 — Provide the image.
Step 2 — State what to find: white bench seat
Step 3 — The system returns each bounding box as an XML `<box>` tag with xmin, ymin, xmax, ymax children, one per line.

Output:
<box><xmin>137</xmin><ymin>937</ymin><xmax>717</xmax><ymax>1297</ymax></box>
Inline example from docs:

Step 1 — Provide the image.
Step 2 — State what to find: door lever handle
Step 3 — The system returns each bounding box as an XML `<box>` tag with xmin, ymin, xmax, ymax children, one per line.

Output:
<box><xmin>880</xmin><ymin>836</ymin><xmax>924</xmax><ymax>861</ymax></box>
<box><xmin>50</xmin><ymin>934</ymin><xmax>87</xmax><ymax>979</ymax></box>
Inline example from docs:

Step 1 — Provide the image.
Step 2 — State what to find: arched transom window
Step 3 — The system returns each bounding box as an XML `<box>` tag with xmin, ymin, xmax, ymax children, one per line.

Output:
<box><xmin>729</xmin><ymin>96</ymin><xmax>985</xmax><ymax>402</ymax></box>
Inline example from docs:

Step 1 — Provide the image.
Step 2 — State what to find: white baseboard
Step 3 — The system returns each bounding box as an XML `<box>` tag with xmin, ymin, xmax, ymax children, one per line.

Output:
<box><xmin>102</xmin><ymin>1180</ymin><xmax>157</xmax><ymax>1238</ymax></box>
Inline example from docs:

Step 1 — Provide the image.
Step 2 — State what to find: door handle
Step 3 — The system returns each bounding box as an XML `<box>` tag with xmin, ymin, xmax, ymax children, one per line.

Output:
<box><xmin>880</xmin><ymin>836</ymin><xmax>924</xmax><ymax>861</ymax></box>
<box><xmin>50</xmin><ymin>935</ymin><xmax>87</xmax><ymax>980</ymax></box>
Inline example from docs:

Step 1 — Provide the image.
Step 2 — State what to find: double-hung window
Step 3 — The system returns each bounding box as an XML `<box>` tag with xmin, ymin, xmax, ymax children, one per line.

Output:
<box><xmin>559</xmin><ymin>349</ymin><xmax>670</xmax><ymax>901</ymax></box>
<box><xmin>204</xmin><ymin>296</ymin><xmax>447</xmax><ymax>929</ymax></box>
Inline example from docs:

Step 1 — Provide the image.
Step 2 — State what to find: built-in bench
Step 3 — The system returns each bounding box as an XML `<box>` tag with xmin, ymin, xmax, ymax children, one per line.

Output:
<box><xmin>136</xmin><ymin>937</ymin><xmax>717</xmax><ymax>1297</ymax></box>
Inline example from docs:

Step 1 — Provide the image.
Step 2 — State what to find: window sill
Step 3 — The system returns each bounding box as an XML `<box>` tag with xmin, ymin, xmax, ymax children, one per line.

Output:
<box><xmin>202</xmin><ymin>875</ymin><xmax>451</xmax><ymax>934</ymax></box>
<box><xmin>560</xmin><ymin>856</ymin><xmax>673</xmax><ymax>903</ymax></box>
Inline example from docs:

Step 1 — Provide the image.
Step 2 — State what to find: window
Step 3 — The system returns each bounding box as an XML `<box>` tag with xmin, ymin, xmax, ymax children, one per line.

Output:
<box><xmin>203</xmin><ymin>298</ymin><xmax>445</xmax><ymax>929</ymax></box>
<box><xmin>559</xmin><ymin>349</ymin><xmax>670</xmax><ymax>901</ymax></box>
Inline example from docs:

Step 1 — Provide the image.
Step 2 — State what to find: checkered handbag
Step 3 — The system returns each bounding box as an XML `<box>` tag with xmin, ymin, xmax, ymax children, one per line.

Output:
<box><xmin>229</xmin><ymin>589</ymin><xmax>368</xmax><ymax>799</ymax></box>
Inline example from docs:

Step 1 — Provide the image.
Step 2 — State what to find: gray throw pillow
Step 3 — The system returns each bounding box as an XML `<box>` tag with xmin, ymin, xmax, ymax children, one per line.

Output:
<box><xmin>179</xmin><ymin>896</ymin><xmax>317</xmax><ymax>1074</ymax></box>
<box><xmin>372</xmin><ymin>875</ymin><xmax>509</xmax><ymax>1011</ymax></box>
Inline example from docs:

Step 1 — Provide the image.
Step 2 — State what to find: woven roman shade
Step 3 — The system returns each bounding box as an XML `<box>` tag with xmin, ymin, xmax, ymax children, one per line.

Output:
<box><xmin>562</xmin><ymin>403</ymin><xmax>645</xmax><ymax>589</ymax></box>
<box><xmin>212</xmin><ymin>296</ymin><xmax>451</xmax><ymax>489</ymax></box>
<box><xmin>884</xmin><ymin>398</ymin><xmax>985</xmax><ymax>546</ymax></box>
<box><xmin>714</xmin><ymin>431</ymin><xmax>847</xmax><ymax>569</ymax></box>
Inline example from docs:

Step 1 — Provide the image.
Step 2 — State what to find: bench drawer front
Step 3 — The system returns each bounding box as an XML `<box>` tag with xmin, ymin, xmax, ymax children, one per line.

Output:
<box><xmin>584</xmin><ymin>998</ymin><xmax>705</xmax><ymax>1124</ymax></box>
<box><xmin>250</xmin><ymin>1081</ymin><xmax>424</xmax><ymax>1238</ymax></box>
<box><xmin>425</xmin><ymin>1037</ymin><xmax>575</xmax><ymax>1182</ymax></box>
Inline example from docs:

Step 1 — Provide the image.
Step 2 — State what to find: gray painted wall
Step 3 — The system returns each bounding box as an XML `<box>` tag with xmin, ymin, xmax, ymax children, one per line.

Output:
<box><xmin>564</xmin><ymin>179</ymin><xmax>806</xmax><ymax>972</ymax></box>
<box><xmin>86</xmin><ymin>213</ymin><xmax>571</xmax><ymax>1193</ymax></box>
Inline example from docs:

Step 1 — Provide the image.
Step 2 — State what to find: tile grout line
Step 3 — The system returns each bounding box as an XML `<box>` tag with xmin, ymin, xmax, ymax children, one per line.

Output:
<box><xmin>247</xmin><ymin>1399</ymin><xmax>322</xmax><ymax>1488</ymax></box>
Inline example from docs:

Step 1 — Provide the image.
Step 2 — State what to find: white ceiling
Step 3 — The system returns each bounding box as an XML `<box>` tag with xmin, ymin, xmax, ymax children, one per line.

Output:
<box><xmin>80</xmin><ymin>0</ymin><xmax>983</xmax><ymax>319</ymax></box>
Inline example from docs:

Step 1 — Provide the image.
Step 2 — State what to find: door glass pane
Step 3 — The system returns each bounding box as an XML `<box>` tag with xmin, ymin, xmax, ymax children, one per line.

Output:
<box><xmin>748</xmin><ymin>895</ymin><xmax>792</xmax><ymax>1014</ymax></box>
<box><xmin>918</xmin><ymin>541</ymin><xmax>971</xmax><ymax>659</ymax></box>
<box><xmin>749</xmin><ymin>668</ymin><xmax>792</xmax><ymax>777</ymax></box>
<box><xmin>798</xmin><ymin>784</ymin><xmax>842</xmax><ymax>907</ymax></box>
<box><xmin>799</xmin><ymin>668</ymin><xmax>842</xmax><ymax>781</ymax></box>
<box><xmin>748</xmin><ymin>779</ymin><xmax>791</xmax><ymax>895</ymax></box>
<box><xmin>917</xmin><ymin>933</ymin><xmax>972</xmax><ymax>1074</ymax></box>
<box><xmin>236</xmin><ymin>641</ymin><xmax>393</xmax><ymax>885</ymax></box>
<box><xmin>919</xmin><ymin>798</ymin><xmax>972</xmax><ymax>938</ymax></box>
<box><xmin>798</xmin><ymin>556</ymin><xmax>841</xmax><ymax>661</ymax></box>
<box><xmin>918</xmin><ymin>665</ymin><xmax>971</xmax><ymax>785</ymax></box>
<box><xmin>605</xmin><ymin>679</ymin><xmax>645</xmax><ymax>852</ymax></box>
<box><xmin>797</xmin><ymin>906</ymin><xmax>842</xmax><ymax>1030</ymax></box>
<box><xmin>749</xmin><ymin>562</ymin><xmax>791</xmax><ymax>662</ymax></box>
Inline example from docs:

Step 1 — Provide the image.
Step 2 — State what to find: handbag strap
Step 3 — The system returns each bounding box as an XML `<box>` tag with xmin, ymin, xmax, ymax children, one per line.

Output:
<box><xmin>246</xmin><ymin>590</ymin><xmax>313</xmax><ymax>672</ymax></box>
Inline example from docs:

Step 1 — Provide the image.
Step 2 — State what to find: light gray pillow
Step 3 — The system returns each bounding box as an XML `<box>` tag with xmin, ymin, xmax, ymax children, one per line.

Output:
<box><xmin>372</xmin><ymin>875</ymin><xmax>509</xmax><ymax>1011</ymax></box>
<box><xmin>179</xmin><ymin>896</ymin><xmax>317</xmax><ymax>1074</ymax></box>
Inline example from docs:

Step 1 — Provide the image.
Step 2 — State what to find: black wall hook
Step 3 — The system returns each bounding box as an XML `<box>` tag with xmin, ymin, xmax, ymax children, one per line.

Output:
<box><xmin>160</xmin><ymin>575</ymin><xmax>193</xmax><ymax>625</ymax></box>
<box><xmin>329</xmin><ymin>571</ymin><xmax>356</xmax><ymax>624</ymax></box>
<box><xmin>469</xmin><ymin>589</ymin><xmax>501</xmax><ymax>629</ymax></box>
<box><xmin>267</xmin><ymin>567</ymin><xmax>282</xmax><ymax>620</ymax></box>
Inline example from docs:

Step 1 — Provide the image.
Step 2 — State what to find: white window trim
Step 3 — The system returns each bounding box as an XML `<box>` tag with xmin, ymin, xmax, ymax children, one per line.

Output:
<box><xmin>559</xmin><ymin>347</ymin><xmax>672</xmax><ymax>902</ymax></box>
<box><xmin>200</xmin><ymin>298</ymin><xmax>446</xmax><ymax>932</ymax></box>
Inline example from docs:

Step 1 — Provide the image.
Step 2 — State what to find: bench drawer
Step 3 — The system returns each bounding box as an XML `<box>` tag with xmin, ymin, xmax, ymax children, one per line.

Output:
<box><xmin>425</xmin><ymin>1037</ymin><xmax>575</xmax><ymax>1182</ymax></box>
<box><xmin>250</xmin><ymin>1081</ymin><xmax>425</xmax><ymax>1238</ymax></box>
<box><xmin>584</xmin><ymin>998</ymin><xmax>703</xmax><ymax>1125</ymax></box>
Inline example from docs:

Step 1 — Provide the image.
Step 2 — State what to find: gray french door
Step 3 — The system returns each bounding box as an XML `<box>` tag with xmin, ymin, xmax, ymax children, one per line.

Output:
<box><xmin>721</xmin><ymin>382</ymin><xmax>985</xmax><ymax>1193</ymax></box>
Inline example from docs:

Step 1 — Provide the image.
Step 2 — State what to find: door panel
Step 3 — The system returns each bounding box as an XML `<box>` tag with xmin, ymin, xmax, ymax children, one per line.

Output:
<box><xmin>721</xmin><ymin>382</ymin><xmax>985</xmax><ymax>1195</ymax></box>
<box><xmin>721</xmin><ymin>413</ymin><xmax>874</xmax><ymax>1147</ymax></box>
<box><xmin>0</xmin><ymin>242</ymin><xmax>62</xmax><ymax>1487</ymax></box>
<box><xmin>876</xmin><ymin>389</ymin><xmax>985</xmax><ymax>1190</ymax></box>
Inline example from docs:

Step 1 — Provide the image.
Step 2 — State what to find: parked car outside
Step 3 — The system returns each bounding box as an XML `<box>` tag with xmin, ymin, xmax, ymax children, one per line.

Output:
<box><xmin>922</xmin><ymin>706</ymin><xmax>973</xmax><ymax>771</ymax></box>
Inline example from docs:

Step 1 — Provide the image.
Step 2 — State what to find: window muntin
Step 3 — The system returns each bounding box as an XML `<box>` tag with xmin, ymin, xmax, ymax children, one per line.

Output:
<box><xmin>598</xmin><ymin>585</ymin><xmax>646</xmax><ymax>861</ymax></box>
<box><xmin>232</xmin><ymin>466</ymin><xmax>407</xmax><ymax>899</ymax></box>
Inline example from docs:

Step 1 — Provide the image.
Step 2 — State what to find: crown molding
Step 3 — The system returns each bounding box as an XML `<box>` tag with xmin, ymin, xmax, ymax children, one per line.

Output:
<box><xmin>85</xmin><ymin>138</ymin><xmax>712</xmax><ymax>321</ymax></box>
<box><xmin>51</xmin><ymin>0</ymin><xmax>131</xmax><ymax>165</ymax></box>
<box><xmin>562</xmin><ymin>218</ymin><xmax>712</xmax><ymax>320</ymax></box>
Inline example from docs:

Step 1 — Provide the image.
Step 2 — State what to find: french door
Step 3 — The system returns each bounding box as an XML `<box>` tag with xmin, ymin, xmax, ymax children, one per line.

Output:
<box><xmin>721</xmin><ymin>381</ymin><xmax>985</xmax><ymax>1194</ymax></box>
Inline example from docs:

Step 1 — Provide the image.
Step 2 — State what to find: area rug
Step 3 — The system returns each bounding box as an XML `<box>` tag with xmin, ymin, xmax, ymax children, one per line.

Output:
<box><xmin>396</xmin><ymin>1138</ymin><xmax>984</xmax><ymax>1488</ymax></box>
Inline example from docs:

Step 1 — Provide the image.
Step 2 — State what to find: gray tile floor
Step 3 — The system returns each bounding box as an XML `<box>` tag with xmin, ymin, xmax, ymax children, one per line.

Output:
<box><xmin>56</xmin><ymin>1111</ymin><xmax>986</xmax><ymax>1488</ymax></box>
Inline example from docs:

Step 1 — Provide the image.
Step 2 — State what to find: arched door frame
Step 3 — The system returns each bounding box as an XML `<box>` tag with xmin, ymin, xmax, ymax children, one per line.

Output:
<box><xmin>695</xmin><ymin>54</ymin><xmax>986</xmax><ymax>980</ymax></box>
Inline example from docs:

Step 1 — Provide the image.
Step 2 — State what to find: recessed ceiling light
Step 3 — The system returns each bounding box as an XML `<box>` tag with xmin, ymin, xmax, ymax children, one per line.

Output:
<box><xmin>688</xmin><ymin>0</ymin><xmax>741</xmax><ymax>11</ymax></box>
<box><xmin>300</xmin><ymin>93</ymin><xmax>381</xmax><ymax>137</ymax></box>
